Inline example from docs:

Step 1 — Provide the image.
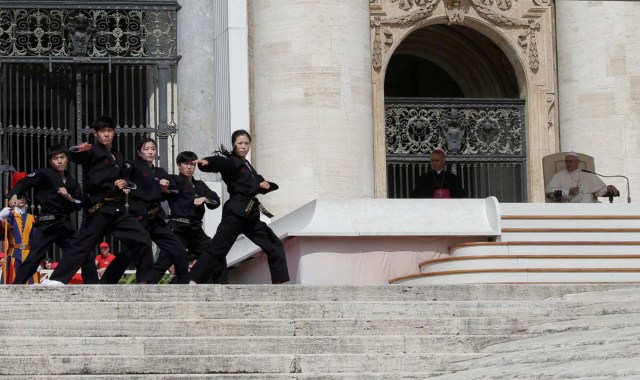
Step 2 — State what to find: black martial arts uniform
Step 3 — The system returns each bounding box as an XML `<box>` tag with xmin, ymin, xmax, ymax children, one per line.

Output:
<box><xmin>48</xmin><ymin>142</ymin><xmax>154</xmax><ymax>284</ymax></box>
<box><xmin>189</xmin><ymin>154</ymin><xmax>289</xmax><ymax>284</ymax></box>
<box><xmin>100</xmin><ymin>159</ymin><xmax>190</xmax><ymax>284</ymax></box>
<box><xmin>152</xmin><ymin>173</ymin><xmax>220</xmax><ymax>282</ymax></box>
<box><xmin>8</xmin><ymin>167</ymin><xmax>98</xmax><ymax>284</ymax></box>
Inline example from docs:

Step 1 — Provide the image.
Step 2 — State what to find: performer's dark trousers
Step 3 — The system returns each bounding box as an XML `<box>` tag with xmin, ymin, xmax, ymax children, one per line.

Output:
<box><xmin>11</xmin><ymin>220</ymin><xmax>99</xmax><ymax>285</ymax></box>
<box><xmin>189</xmin><ymin>206</ymin><xmax>289</xmax><ymax>284</ymax></box>
<box><xmin>101</xmin><ymin>217</ymin><xmax>189</xmax><ymax>284</ymax></box>
<box><xmin>49</xmin><ymin>210</ymin><xmax>153</xmax><ymax>284</ymax></box>
<box><xmin>150</xmin><ymin>220</ymin><xmax>211</xmax><ymax>283</ymax></box>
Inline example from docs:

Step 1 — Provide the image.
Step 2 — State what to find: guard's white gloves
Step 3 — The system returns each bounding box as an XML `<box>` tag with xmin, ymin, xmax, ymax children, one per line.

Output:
<box><xmin>0</xmin><ymin>207</ymin><xmax>12</xmax><ymax>221</ymax></box>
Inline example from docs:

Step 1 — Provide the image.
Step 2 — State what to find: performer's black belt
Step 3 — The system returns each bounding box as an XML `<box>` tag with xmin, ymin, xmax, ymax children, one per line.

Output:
<box><xmin>169</xmin><ymin>217</ymin><xmax>201</xmax><ymax>226</ymax></box>
<box><xmin>242</xmin><ymin>197</ymin><xmax>274</xmax><ymax>218</ymax></box>
<box><xmin>36</xmin><ymin>214</ymin><xmax>68</xmax><ymax>225</ymax></box>
<box><xmin>147</xmin><ymin>205</ymin><xmax>161</xmax><ymax>217</ymax></box>
<box><xmin>88</xmin><ymin>195</ymin><xmax>121</xmax><ymax>214</ymax></box>
<box><xmin>37</xmin><ymin>214</ymin><xmax>58</xmax><ymax>222</ymax></box>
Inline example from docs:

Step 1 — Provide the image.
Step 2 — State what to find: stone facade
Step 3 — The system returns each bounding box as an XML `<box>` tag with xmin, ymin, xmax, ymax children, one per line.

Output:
<box><xmin>370</xmin><ymin>0</ymin><xmax>558</xmax><ymax>201</ymax></box>
<box><xmin>184</xmin><ymin>0</ymin><xmax>637</xmax><ymax>207</ymax></box>
<box><xmin>248</xmin><ymin>1</ymin><xmax>375</xmax><ymax>216</ymax></box>
<box><xmin>556</xmin><ymin>1</ymin><xmax>640</xmax><ymax>203</ymax></box>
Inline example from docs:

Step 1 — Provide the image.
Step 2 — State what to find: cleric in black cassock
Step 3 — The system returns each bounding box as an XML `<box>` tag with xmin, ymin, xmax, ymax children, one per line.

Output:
<box><xmin>411</xmin><ymin>148</ymin><xmax>466</xmax><ymax>199</ymax></box>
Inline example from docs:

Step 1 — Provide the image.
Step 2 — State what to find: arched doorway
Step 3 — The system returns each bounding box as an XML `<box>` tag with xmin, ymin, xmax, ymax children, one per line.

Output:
<box><xmin>384</xmin><ymin>25</ymin><xmax>526</xmax><ymax>201</ymax></box>
<box><xmin>370</xmin><ymin>0</ymin><xmax>558</xmax><ymax>203</ymax></box>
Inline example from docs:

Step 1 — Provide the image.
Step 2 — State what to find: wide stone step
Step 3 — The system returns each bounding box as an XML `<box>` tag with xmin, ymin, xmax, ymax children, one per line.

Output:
<box><xmin>0</xmin><ymin>300</ymin><xmax>596</xmax><ymax>319</ymax></box>
<box><xmin>420</xmin><ymin>255</ymin><xmax>640</xmax><ymax>273</ymax></box>
<box><xmin>3</xmin><ymin>374</ymin><xmax>442</xmax><ymax>380</ymax></box>
<box><xmin>392</xmin><ymin>269</ymin><xmax>640</xmax><ymax>285</ymax></box>
<box><xmin>0</xmin><ymin>353</ymin><xmax>486</xmax><ymax>376</ymax></box>
<box><xmin>1</xmin><ymin>284</ymin><xmax>635</xmax><ymax>302</ymax></box>
<box><xmin>449</xmin><ymin>241</ymin><xmax>640</xmax><ymax>257</ymax></box>
<box><xmin>0</xmin><ymin>335</ymin><xmax>530</xmax><ymax>356</ymax></box>
<box><xmin>500</xmin><ymin>231</ymin><xmax>640</xmax><ymax>242</ymax></box>
<box><xmin>436</xmin><ymin>329</ymin><xmax>640</xmax><ymax>379</ymax></box>
<box><xmin>0</xmin><ymin>317</ymin><xmax>558</xmax><ymax>337</ymax></box>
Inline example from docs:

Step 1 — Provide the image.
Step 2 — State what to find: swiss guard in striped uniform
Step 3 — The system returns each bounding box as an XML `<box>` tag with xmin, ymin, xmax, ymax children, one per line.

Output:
<box><xmin>1</xmin><ymin>172</ymin><xmax>38</xmax><ymax>284</ymax></box>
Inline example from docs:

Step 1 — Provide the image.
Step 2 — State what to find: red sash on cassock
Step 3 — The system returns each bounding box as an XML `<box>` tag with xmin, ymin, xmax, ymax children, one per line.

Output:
<box><xmin>433</xmin><ymin>189</ymin><xmax>451</xmax><ymax>199</ymax></box>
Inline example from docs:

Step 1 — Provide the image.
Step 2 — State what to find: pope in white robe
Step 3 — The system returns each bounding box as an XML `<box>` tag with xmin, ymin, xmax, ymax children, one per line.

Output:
<box><xmin>545</xmin><ymin>152</ymin><xmax>617</xmax><ymax>203</ymax></box>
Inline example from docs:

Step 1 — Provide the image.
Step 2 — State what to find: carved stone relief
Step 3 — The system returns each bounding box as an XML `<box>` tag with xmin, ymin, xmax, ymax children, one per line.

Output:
<box><xmin>371</xmin><ymin>0</ymin><xmax>551</xmax><ymax>73</ymax></box>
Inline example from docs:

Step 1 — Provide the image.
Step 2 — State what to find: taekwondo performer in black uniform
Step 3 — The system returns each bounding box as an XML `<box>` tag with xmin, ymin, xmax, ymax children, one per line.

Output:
<box><xmin>8</xmin><ymin>144</ymin><xmax>99</xmax><ymax>284</ymax></box>
<box><xmin>150</xmin><ymin>151</ymin><xmax>220</xmax><ymax>283</ymax></box>
<box><xmin>99</xmin><ymin>138</ymin><xmax>191</xmax><ymax>284</ymax></box>
<box><xmin>43</xmin><ymin>116</ymin><xmax>154</xmax><ymax>285</ymax></box>
<box><xmin>189</xmin><ymin>129</ymin><xmax>289</xmax><ymax>284</ymax></box>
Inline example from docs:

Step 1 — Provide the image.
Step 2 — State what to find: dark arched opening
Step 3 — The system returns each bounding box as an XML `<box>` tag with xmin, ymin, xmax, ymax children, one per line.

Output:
<box><xmin>385</xmin><ymin>24</ymin><xmax>526</xmax><ymax>202</ymax></box>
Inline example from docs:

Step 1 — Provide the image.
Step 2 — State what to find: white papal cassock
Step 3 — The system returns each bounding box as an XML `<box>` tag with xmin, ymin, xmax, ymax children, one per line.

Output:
<box><xmin>546</xmin><ymin>169</ymin><xmax>608</xmax><ymax>203</ymax></box>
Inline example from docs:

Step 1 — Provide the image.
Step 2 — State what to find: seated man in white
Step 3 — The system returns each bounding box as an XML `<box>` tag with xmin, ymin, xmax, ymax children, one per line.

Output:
<box><xmin>546</xmin><ymin>152</ymin><xmax>619</xmax><ymax>203</ymax></box>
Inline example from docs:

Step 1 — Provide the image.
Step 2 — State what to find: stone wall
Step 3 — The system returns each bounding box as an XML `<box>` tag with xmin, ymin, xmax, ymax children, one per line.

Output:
<box><xmin>248</xmin><ymin>0</ymin><xmax>375</xmax><ymax>216</ymax></box>
<box><xmin>556</xmin><ymin>1</ymin><xmax>640</xmax><ymax>203</ymax></box>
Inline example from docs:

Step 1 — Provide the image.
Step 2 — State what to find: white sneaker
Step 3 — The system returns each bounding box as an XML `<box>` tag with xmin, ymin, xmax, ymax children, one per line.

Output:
<box><xmin>40</xmin><ymin>279</ymin><xmax>65</xmax><ymax>286</ymax></box>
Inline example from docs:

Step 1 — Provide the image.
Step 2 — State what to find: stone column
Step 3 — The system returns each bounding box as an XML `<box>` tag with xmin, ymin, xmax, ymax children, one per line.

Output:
<box><xmin>556</xmin><ymin>1</ymin><xmax>640</xmax><ymax>202</ymax></box>
<box><xmin>249</xmin><ymin>0</ymin><xmax>375</xmax><ymax>216</ymax></box>
<box><xmin>176</xmin><ymin>0</ymin><xmax>216</xmax><ymax>166</ymax></box>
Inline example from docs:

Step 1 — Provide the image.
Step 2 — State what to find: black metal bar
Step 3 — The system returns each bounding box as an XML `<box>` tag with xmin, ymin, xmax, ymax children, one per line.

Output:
<box><xmin>0</xmin><ymin>1</ymin><xmax>180</xmax><ymax>9</ymax></box>
<box><xmin>156</xmin><ymin>62</ymin><xmax>169</xmax><ymax>170</ymax></box>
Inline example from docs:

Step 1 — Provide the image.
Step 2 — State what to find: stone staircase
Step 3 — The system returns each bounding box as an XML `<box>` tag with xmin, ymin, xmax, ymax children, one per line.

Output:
<box><xmin>392</xmin><ymin>203</ymin><xmax>640</xmax><ymax>285</ymax></box>
<box><xmin>2</xmin><ymin>284</ymin><xmax>640</xmax><ymax>378</ymax></box>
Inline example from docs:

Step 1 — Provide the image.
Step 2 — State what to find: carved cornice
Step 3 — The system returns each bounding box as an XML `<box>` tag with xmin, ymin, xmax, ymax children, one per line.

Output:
<box><xmin>371</xmin><ymin>0</ymin><xmax>549</xmax><ymax>73</ymax></box>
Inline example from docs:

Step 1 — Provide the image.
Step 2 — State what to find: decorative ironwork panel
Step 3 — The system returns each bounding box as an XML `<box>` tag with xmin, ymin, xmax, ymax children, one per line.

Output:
<box><xmin>386</xmin><ymin>98</ymin><xmax>525</xmax><ymax>156</ymax></box>
<box><xmin>385</xmin><ymin>98</ymin><xmax>527</xmax><ymax>202</ymax></box>
<box><xmin>0</xmin><ymin>5</ymin><xmax>178</xmax><ymax>62</ymax></box>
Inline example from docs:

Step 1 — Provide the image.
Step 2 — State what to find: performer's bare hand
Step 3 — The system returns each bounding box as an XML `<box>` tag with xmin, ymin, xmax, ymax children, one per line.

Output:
<box><xmin>260</xmin><ymin>181</ymin><xmax>270</xmax><ymax>189</ymax></box>
<box><xmin>115</xmin><ymin>179</ymin><xmax>127</xmax><ymax>190</ymax></box>
<box><xmin>193</xmin><ymin>196</ymin><xmax>208</xmax><ymax>206</ymax></box>
<box><xmin>193</xmin><ymin>159</ymin><xmax>208</xmax><ymax>167</ymax></box>
<box><xmin>569</xmin><ymin>187</ymin><xmax>579</xmax><ymax>196</ymax></box>
<box><xmin>58</xmin><ymin>187</ymin><xmax>74</xmax><ymax>202</ymax></box>
<box><xmin>71</xmin><ymin>142</ymin><xmax>92</xmax><ymax>153</ymax></box>
<box><xmin>159</xmin><ymin>179</ymin><xmax>170</xmax><ymax>192</ymax></box>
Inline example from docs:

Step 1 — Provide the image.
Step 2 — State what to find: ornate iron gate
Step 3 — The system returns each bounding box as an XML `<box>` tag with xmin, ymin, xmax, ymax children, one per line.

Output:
<box><xmin>0</xmin><ymin>1</ymin><xmax>180</xmax><ymax>260</ymax></box>
<box><xmin>386</xmin><ymin>98</ymin><xmax>527</xmax><ymax>202</ymax></box>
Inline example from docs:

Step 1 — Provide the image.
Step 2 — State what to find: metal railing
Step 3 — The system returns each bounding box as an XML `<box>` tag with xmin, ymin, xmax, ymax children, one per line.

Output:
<box><xmin>386</xmin><ymin>98</ymin><xmax>527</xmax><ymax>202</ymax></box>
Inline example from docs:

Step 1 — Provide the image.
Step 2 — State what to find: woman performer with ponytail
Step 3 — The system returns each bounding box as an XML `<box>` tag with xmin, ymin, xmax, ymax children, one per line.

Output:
<box><xmin>189</xmin><ymin>130</ymin><xmax>289</xmax><ymax>284</ymax></box>
<box><xmin>100</xmin><ymin>138</ymin><xmax>191</xmax><ymax>284</ymax></box>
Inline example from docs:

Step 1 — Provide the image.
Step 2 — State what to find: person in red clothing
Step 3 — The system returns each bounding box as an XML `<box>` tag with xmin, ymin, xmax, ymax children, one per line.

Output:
<box><xmin>95</xmin><ymin>242</ymin><xmax>116</xmax><ymax>279</ymax></box>
<box><xmin>47</xmin><ymin>261</ymin><xmax>83</xmax><ymax>284</ymax></box>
